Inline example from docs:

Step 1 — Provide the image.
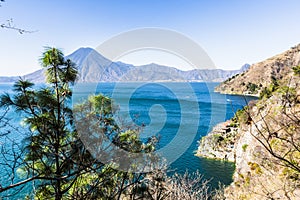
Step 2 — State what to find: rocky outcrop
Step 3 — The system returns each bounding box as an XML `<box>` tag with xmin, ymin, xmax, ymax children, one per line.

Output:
<box><xmin>196</xmin><ymin>121</ymin><xmax>237</xmax><ymax>162</ymax></box>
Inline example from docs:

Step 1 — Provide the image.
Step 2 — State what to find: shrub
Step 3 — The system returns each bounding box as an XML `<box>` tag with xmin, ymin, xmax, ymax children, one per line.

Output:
<box><xmin>233</xmin><ymin>107</ymin><xmax>249</xmax><ymax>124</ymax></box>
<box><xmin>248</xmin><ymin>162</ymin><xmax>263</xmax><ymax>174</ymax></box>
<box><xmin>259</xmin><ymin>87</ymin><xmax>272</xmax><ymax>99</ymax></box>
<box><xmin>292</xmin><ymin>65</ymin><xmax>300</xmax><ymax>76</ymax></box>
<box><xmin>213</xmin><ymin>134</ymin><xmax>224</xmax><ymax>144</ymax></box>
<box><xmin>246</xmin><ymin>82</ymin><xmax>258</xmax><ymax>93</ymax></box>
<box><xmin>228</xmin><ymin>121</ymin><xmax>238</xmax><ymax>127</ymax></box>
<box><xmin>242</xmin><ymin>144</ymin><xmax>248</xmax><ymax>152</ymax></box>
<box><xmin>259</xmin><ymin>80</ymin><xmax>279</xmax><ymax>99</ymax></box>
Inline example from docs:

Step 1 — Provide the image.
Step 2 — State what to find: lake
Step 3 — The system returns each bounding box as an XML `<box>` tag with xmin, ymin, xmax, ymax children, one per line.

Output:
<box><xmin>0</xmin><ymin>82</ymin><xmax>257</xmax><ymax>198</ymax></box>
<box><xmin>72</xmin><ymin>82</ymin><xmax>257</xmax><ymax>186</ymax></box>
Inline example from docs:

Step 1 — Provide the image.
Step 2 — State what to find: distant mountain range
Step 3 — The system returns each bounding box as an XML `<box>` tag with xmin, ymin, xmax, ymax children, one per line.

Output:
<box><xmin>0</xmin><ymin>48</ymin><xmax>250</xmax><ymax>83</ymax></box>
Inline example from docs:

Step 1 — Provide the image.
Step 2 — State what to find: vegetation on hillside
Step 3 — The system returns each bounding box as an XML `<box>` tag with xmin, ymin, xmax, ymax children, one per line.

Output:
<box><xmin>222</xmin><ymin>66</ymin><xmax>300</xmax><ymax>199</ymax></box>
<box><xmin>199</xmin><ymin>51</ymin><xmax>300</xmax><ymax>199</ymax></box>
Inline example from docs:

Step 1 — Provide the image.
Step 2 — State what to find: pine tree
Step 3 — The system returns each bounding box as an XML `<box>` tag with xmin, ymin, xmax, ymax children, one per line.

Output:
<box><xmin>0</xmin><ymin>47</ymin><xmax>159</xmax><ymax>199</ymax></box>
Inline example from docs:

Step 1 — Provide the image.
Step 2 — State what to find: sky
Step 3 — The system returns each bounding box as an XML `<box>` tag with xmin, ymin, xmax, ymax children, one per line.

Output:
<box><xmin>1</xmin><ymin>0</ymin><xmax>300</xmax><ymax>76</ymax></box>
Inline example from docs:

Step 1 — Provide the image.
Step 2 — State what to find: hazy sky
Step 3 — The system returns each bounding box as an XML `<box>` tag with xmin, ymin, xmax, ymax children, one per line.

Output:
<box><xmin>1</xmin><ymin>0</ymin><xmax>300</xmax><ymax>76</ymax></box>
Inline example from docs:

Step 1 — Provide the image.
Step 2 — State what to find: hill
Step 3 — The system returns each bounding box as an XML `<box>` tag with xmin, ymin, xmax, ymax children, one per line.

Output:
<box><xmin>215</xmin><ymin>44</ymin><xmax>300</xmax><ymax>96</ymax></box>
<box><xmin>198</xmin><ymin>44</ymin><xmax>300</xmax><ymax>199</ymax></box>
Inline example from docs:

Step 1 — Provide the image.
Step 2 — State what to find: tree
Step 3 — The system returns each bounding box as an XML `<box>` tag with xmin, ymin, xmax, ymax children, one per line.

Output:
<box><xmin>0</xmin><ymin>48</ymin><xmax>95</xmax><ymax>198</ymax></box>
<box><xmin>0</xmin><ymin>48</ymin><xmax>85</xmax><ymax>199</ymax></box>
<box><xmin>0</xmin><ymin>47</ymin><xmax>216</xmax><ymax>199</ymax></box>
<box><xmin>0</xmin><ymin>47</ymin><xmax>165</xmax><ymax>199</ymax></box>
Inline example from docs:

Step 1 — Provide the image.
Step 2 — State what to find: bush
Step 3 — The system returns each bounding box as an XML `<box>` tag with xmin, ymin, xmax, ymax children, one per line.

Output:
<box><xmin>228</xmin><ymin>121</ymin><xmax>238</xmax><ymax>127</ymax></box>
<box><xmin>242</xmin><ymin>144</ymin><xmax>248</xmax><ymax>152</ymax></box>
<box><xmin>233</xmin><ymin>107</ymin><xmax>249</xmax><ymax>124</ymax></box>
<box><xmin>246</xmin><ymin>82</ymin><xmax>258</xmax><ymax>93</ymax></box>
<box><xmin>259</xmin><ymin>80</ymin><xmax>279</xmax><ymax>99</ymax></box>
<box><xmin>248</xmin><ymin>162</ymin><xmax>263</xmax><ymax>174</ymax></box>
<box><xmin>292</xmin><ymin>65</ymin><xmax>300</xmax><ymax>76</ymax></box>
<box><xmin>259</xmin><ymin>87</ymin><xmax>272</xmax><ymax>99</ymax></box>
<box><xmin>213</xmin><ymin>134</ymin><xmax>224</xmax><ymax>144</ymax></box>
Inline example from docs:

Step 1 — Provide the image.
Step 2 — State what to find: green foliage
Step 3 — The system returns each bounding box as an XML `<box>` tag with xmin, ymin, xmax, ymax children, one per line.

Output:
<box><xmin>259</xmin><ymin>78</ymin><xmax>279</xmax><ymax>99</ymax></box>
<box><xmin>259</xmin><ymin>87</ymin><xmax>273</xmax><ymax>99</ymax></box>
<box><xmin>259</xmin><ymin>79</ymin><xmax>296</xmax><ymax>101</ymax></box>
<box><xmin>228</xmin><ymin>121</ymin><xmax>238</xmax><ymax>128</ymax></box>
<box><xmin>292</xmin><ymin>65</ymin><xmax>300</xmax><ymax>76</ymax></box>
<box><xmin>0</xmin><ymin>47</ymin><xmax>219</xmax><ymax>200</ymax></box>
<box><xmin>277</xmin><ymin>85</ymin><xmax>296</xmax><ymax>102</ymax></box>
<box><xmin>233</xmin><ymin>107</ymin><xmax>249</xmax><ymax>124</ymax></box>
<box><xmin>224</xmin><ymin>74</ymin><xmax>239</xmax><ymax>83</ymax></box>
<box><xmin>282</xmin><ymin>167</ymin><xmax>300</xmax><ymax>181</ymax></box>
<box><xmin>244</xmin><ymin>175</ymin><xmax>251</xmax><ymax>186</ymax></box>
<box><xmin>246</xmin><ymin>82</ymin><xmax>258</xmax><ymax>94</ymax></box>
<box><xmin>212</xmin><ymin>134</ymin><xmax>224</xmax><ymax>144</ymax></box>
<box><xmin>0</xmin><ymin>47</ymin><xmax>159</xmax><ymax>199</ymax></box>
<box><xmin>242</xmin><ymin>144</ymin><xmax>248</xmax><ymax>152</ymax></box>
<box><xmin>89</xmin><ymin>94</ymin><xmax>115</xmax><ymax>113</ymax></box>
<box><xmin>41</xmin><ymin>47</ymin><xmax>78</xmax><ymax>86</ymax></box>
<box><xmin>248</xmin><ymin>162</ymin><xmax>262</xmax><ymax>175</ymax></box>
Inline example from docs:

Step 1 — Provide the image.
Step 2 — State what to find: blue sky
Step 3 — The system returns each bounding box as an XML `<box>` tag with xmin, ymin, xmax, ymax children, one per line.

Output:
<box><xmin>1</xmin><ymin>0</ymin><xmax>300</xmax><ymax>75</ymax></box>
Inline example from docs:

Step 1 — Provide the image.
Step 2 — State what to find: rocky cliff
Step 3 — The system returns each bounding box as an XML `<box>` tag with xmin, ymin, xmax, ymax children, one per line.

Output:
<box><xmin>198</xmin><ymin>44</ymin><xmax>300</xmax><ymax>199</ymax></box>
<box><xmin>195</xmin><ymin>121</ymin><xmax>238</xmax><ymax>162</ymax></box>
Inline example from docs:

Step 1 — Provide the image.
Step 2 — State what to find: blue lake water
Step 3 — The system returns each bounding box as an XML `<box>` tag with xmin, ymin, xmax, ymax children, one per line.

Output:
<box><xmin>72</xmin><ymin>82</ymin><xmax>257</xmax><ymax>187</ymax></box>
<box><xmin>0</xmin><ymin>82</ymin><xmax>257</xmax><ymax>197</ymax></box>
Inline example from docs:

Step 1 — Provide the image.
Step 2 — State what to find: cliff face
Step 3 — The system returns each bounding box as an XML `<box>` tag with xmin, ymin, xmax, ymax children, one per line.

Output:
<box><xmin>228</xmin><ymin>88</ymin><xmax>300</xmax><ymax>199</ymax></box>
<box><xmin>198</xmin><ymin>44</ymin><xmax>300</xmax><ymax>199</ymax></box>
<box><xmin>215</xmin><ymin>44</ymin><xmax>300</xmax><ymax>96</ymax></box>
<box><xmin>198</xmin><ymin>87</ymin><xmax>300</xmax><ymax>199</ymax></box>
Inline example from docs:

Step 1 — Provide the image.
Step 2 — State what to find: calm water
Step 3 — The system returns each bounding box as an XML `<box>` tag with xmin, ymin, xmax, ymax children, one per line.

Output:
<box><xmin>72</xmin><ymin>82</ymin><xmax>257</xmax><ymax>186</ymax></box>
<box><xmin>0</xmin><ymin>82</ymin><xmax>257</xmax><ymax>197</ymax></box>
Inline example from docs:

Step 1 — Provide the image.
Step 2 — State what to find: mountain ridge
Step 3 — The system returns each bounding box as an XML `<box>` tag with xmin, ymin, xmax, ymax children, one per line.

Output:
<box><xmin>0</xmin><ymin>48</ymin><xmax>249</xmax><ymax>83</ymax></box>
